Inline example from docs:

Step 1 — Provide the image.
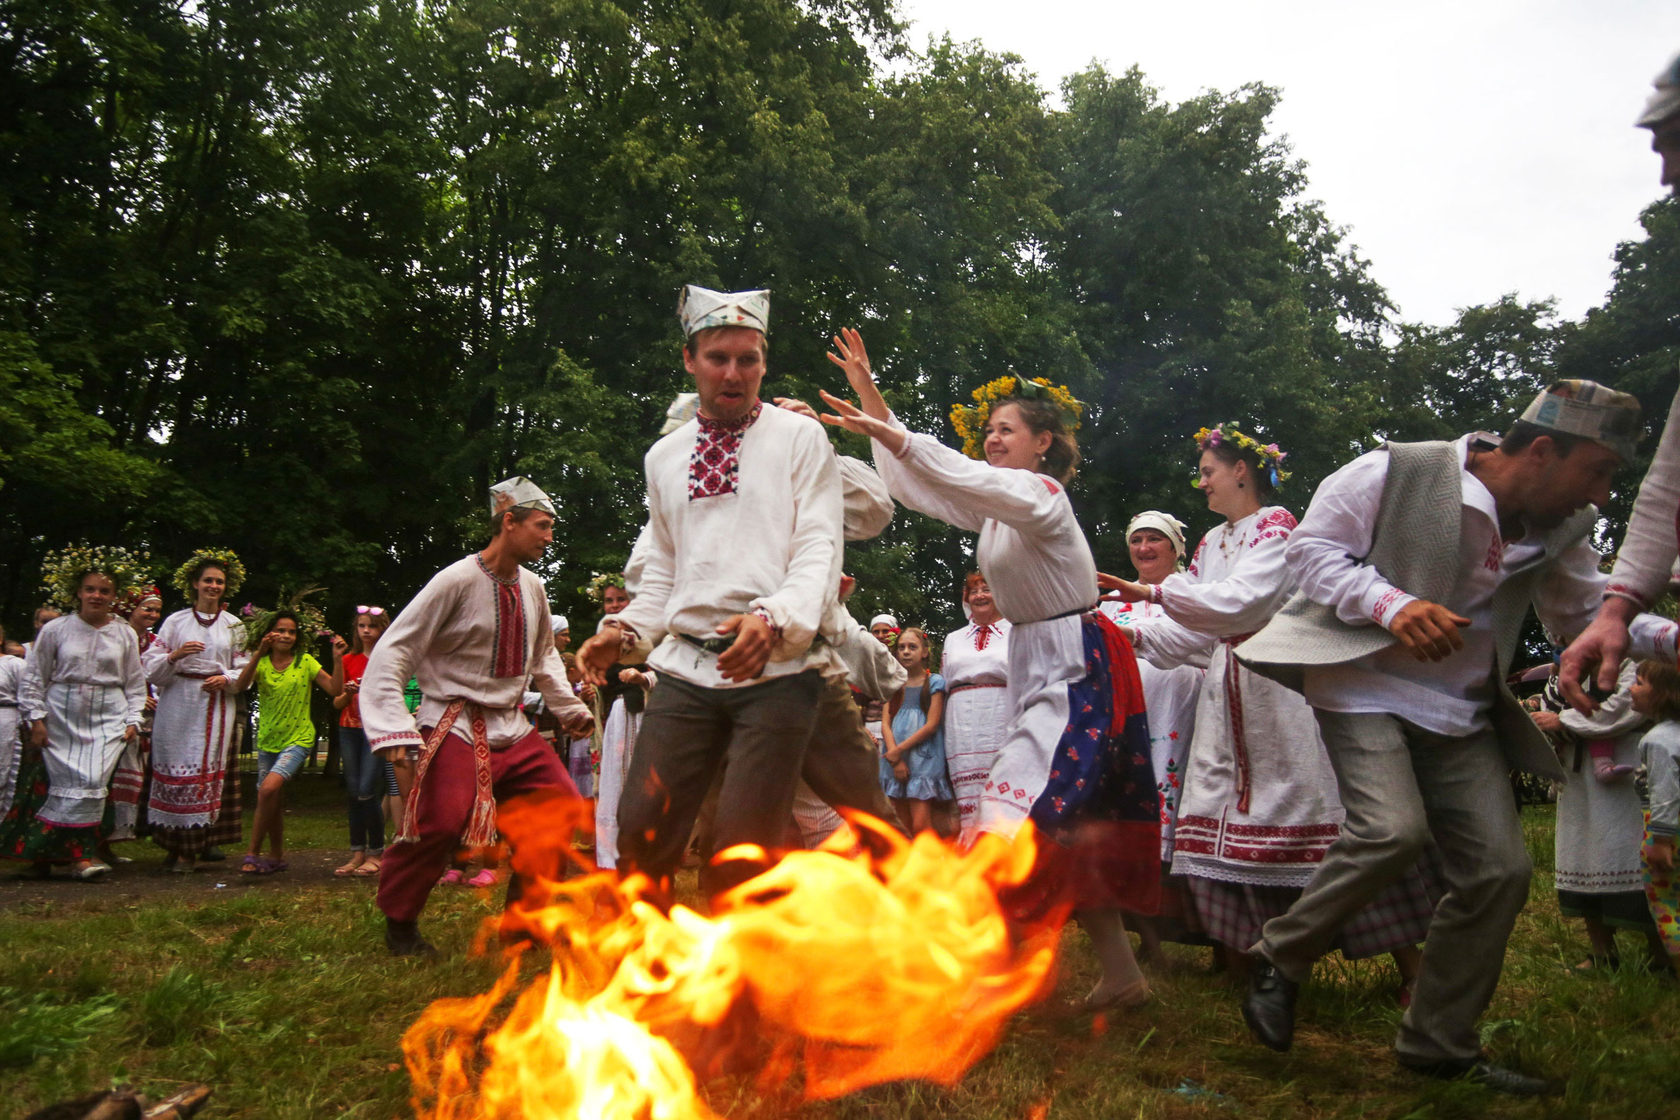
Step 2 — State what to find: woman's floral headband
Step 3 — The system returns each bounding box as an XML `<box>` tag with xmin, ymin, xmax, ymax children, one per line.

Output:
<box><xmin>583</xmin><ymin>570</ymin><xmax>625</xmax><ymax>602</ymax></box>
<box><xmin>950</xmin><ymin>376</ymin><xmax>1083</xmax><ymax>460</ymax></box>
<box><xmin>1193</xmin><ymin>422</ymin><xmax>1291</xmax><ymax>489</ymax></box>
<box><xmin>172</xmin><ymin>548</ymin><xmax>246</xmax><ymax>599</ymax></box>
<box><xmin>40</xmin><ymin>544</ymin><xmax>154</xmax><ymax>611</ymax></box>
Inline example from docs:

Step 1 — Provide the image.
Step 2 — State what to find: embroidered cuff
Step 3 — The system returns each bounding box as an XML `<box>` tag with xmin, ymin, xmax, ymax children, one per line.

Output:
<box><xmin>1370</xmin><ymin>586</ymin><xmax>1416</xmax><ymax>629</ymax></box>
<box><xmin>369</xmin><ymin>730</ymin><xmax>423</xmax><ymax>752</ymax></box>
<box><xmin>1630</xmin><ymin>614</ymin><xmax>1679</xmax><ymax>663</ymax></box>
<box><xmin>1149</xmin><ymin>583</ymin><xmax>1164</xmax><ymax>606</ymax></box>
<box><xmin>752</xmin><ymin>606</ymin><xmax>784</xmax><ymax>641</ymax></box>
<box><xmin>1604</xmin><ymin>584</ymin><xmax>1651</xmax><ymax>610</ymax></box>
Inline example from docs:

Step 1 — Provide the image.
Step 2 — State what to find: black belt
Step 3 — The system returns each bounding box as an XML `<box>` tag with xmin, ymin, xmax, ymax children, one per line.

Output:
<box><xmin>677</xmin><ymin>631</ymin><xmax>828</xmax><ymax>655</ymax></box>
<box><xmin>0</xmin><ymin>701</ymin><xmax>15</xmax><ymax>709</ymax></box>
<box><xmin>1027</xmin><ymin>603</ymin><xmax>1096</xmax><ymax>623</ymax></box>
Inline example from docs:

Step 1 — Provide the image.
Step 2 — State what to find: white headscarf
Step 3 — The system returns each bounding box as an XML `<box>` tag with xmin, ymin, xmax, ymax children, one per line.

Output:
<box><xmin>1126</xmin><ymin>510</ymin><xmax>1189</xmax><ymax>564</ymax></box>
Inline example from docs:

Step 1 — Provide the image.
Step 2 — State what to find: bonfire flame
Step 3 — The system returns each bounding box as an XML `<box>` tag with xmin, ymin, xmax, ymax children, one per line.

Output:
<box><xmin>403</xmin><ymin>793</ymin><xmax>1058</xmax><ymax>1119</ymax></box>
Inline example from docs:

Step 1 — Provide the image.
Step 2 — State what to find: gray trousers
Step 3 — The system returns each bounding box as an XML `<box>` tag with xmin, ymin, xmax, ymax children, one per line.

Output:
<box><xmin>617</xmin><ymin>669</ymin><xmax>820</xmax><ymax>898</ymax></box>
<box><xmin>1256</xmin><ymin>710</ymin><xmax>1530</xmax><ymax>1065</ymax></box>
<box><xmin>800</xmin><ymin>675</ymin><xmax>901</xmax><ymax>832</ymax></box>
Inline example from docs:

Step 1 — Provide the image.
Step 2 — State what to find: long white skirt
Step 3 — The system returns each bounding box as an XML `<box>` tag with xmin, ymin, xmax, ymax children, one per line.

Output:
<box><xmin>944</xmin><ymin>684</ymin><xmax>1010</xmax><ymax>843</ymax></box>
<box><xmin>40</xmin><ymin>682</ymin><xmax>131</xmax><ymax>827</ymax></box>
<box><xmin>148</xmin><ymin>678</ymin><xmax>237</xmax><ymax>830</ymax></box>
<box><xmin>594</xmin><ymin>699</ymin><xmax>640</xmax><ymax>869</ymax></box>
<box><xmin>0</xmin><ymin>709</ymin><xmax>21</xmax><ymax>818</ymax></box>
<box><xmin>1169</xmin><ymin>644</ymin><xmax>1342</xmax><ymax>888</ymax></box>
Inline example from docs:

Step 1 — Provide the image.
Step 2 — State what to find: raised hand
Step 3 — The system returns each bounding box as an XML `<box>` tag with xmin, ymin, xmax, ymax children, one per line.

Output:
<box><xmin>824</xmin><ymin>327</ymin><xmax>889</xmax><ymax>421</ymax></box>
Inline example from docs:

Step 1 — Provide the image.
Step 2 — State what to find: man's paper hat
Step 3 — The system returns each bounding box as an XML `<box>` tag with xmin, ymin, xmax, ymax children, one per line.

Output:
<box><xmin>1517</xmin><ymin>380</ymin><xmax>1641</xmax><ymax>461</ymax></box>
<box><xmin>679</xmin><ymin>285</ymin><xmax>770</xmax><ymax>338</ymax></box>
<box><xmin>489</xmin><ymin>475</ymin><xmax>556</xmax><ymax>517</ymax></box>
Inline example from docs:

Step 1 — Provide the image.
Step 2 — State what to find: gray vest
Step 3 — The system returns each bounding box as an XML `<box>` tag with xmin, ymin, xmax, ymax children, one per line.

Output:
<box><xmin>1237</xmin><ymin>440</ymin><xmax>1592</xmax><ymax>779</ymax></box>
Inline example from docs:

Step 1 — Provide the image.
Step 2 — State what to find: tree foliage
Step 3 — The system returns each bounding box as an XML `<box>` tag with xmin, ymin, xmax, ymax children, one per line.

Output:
<box><xmin>2</xmin><ymin>0</ymin><xmax>1674</xmax><ymax>639</ymax></box>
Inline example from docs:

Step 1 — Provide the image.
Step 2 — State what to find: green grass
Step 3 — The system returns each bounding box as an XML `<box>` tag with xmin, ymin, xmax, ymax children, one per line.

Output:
<box><xmin>3</xmin><ymin>791</ymin><xmax>1676</xmax><ymax>1119</ymax></box>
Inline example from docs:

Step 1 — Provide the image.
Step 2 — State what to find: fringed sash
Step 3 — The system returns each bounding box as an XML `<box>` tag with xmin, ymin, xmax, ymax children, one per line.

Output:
<box><xmin>393</xmin><ymin>699</ymin><xmax>498</xmax><ymax>849</ymax></box>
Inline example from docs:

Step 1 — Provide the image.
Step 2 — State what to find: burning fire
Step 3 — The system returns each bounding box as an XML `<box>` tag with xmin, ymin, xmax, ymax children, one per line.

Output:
<box><xmin>403</xmin><ymin>793</ymin><xmax>1059</xmax><ymax>1119</ymax></box>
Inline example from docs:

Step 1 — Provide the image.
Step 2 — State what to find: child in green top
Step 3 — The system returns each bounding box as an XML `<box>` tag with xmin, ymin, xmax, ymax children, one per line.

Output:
<box><xmin>233</xmin><ymin>611</ymin><xmax>346</xmax><ymax>873</ymax></box>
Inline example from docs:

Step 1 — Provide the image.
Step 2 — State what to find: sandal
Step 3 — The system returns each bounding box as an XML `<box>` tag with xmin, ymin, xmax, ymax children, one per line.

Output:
<box><xmin>466</xmin><ymin>868</ymin><xmax>498</xmax><ymax>888</ymax></box>
<box><xmin>267</xmin><ymin>859</ymin><xmax>288</xmax><ymax>873</ymax></box>
<box><xmin>354</xmin><ymin>858</ymin><xmax>381</xmax><ymax>877</ymax></box>
<box><xmin>1571</xmin><ymin>954</ymin><xmax>1619</xmax><ymax>973</ymax></box>
<box><xmin>240</xmin><ymin>854</ymin><xmax>269</xmax><ymax>874</ymax></box>
<box><xmin>334</xmin><ymin>856</ymin><xmax>366</xmax><ymax>877</ymax></box>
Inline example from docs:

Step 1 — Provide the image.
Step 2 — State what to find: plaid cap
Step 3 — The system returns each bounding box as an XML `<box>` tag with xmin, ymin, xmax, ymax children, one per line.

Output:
<box><xmin>1518</xmin><ymin>380</ymin><xmax>1641</xmax><ymax>461</ymax></box>
<box><xmin>1636</xmin><ymin>51</ymin><xmax>1680</xmax><ymax>128</ymax></box>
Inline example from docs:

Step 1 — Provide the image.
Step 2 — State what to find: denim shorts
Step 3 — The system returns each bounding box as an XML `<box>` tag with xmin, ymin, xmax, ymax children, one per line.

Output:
<box><xmin>257</xmin><ymin>743</ymin><xmax>311</xmax><ymax>783</ymax></box>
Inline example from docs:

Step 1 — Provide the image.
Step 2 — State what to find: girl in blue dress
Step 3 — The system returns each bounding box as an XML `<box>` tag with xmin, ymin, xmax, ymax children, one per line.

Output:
<box><xmin>880</xmin><ymin>627</ymin><xmax>953</xmax><ymax>834</ymax></box>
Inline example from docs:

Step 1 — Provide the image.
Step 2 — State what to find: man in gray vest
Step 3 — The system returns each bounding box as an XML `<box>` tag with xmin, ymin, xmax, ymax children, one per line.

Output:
<box><xmin>1236</xmin><ymin>381</ymin><xmax>1641</xmax><ymax>1095</ymax></box>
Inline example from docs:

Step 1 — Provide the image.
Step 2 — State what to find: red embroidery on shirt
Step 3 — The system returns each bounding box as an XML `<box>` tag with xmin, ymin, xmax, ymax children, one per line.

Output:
<box><xmin>1188</xmin><ymin>540</ymin><xmax>1205</xmax><ymax>578</ymax></box>
<box><xmin>1372</xmin><ymin>587</ymin><xmax>1407</xmax><ymax>626</ymax></box>
<box><xmin>1041</xmin><ymin>477</ymin><xmax>1060</xmax><ymax>494</ymax></box>
<box><xmin>688</xmin><ymin>403</ymin><xmax>762</xmax><ymax>500</ymax></box>
<box><xmin>1247</xmin><ymin>508</ymin><xmax>1298</xmax><ymax>548</ymax></box>
<box><xmin>1484</xmin><ymin>531</ymin><xmax>1502</xmax><ymax>572</ymax></box>
<box><xmin>973</xmin><ymin>623</ymin><xmax>995</xmax><ymax>651</ymax></box>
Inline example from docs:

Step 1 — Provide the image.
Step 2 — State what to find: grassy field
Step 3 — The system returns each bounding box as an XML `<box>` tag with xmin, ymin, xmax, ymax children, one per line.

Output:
<box><xmin>3</xmin><ymin>771</ymin><xmax>1678</xmax><ymax>1120</ymax></box>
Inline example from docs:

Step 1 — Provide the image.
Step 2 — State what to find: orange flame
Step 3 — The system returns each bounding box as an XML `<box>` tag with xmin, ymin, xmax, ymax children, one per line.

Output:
<box><xmin>402</xmin><ymin>794</ymin><xmax>1059</xmax><ymax>1118</ymax></box>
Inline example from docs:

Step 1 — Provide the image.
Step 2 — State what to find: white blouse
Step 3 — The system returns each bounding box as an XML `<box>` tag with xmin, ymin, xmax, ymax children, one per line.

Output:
<box><xmin>874</xmin><ymin>427</ymin><xmax>1098</xmax><ymax>622</ymax></box>
<box><xmin>21</xmin><ymin>614</ymin><xmax>147</xmax><ymax>726</ymax></box>
<box><xmin>941</xmin><ymin>621</ymin><xmax>1013</xmax><ymax>686</ymax></box>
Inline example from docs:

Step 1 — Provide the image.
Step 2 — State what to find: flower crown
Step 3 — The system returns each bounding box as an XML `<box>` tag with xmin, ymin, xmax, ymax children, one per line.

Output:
<box><xmin>950</xmin><ymin>376</ymin><xmax>1084</xmax><ymax>460</ymax></box>
<box><xmin>172</xmin><ymin>548</ymin><xmax>246</xmax><ymax>600</ymax></box>
<box><xmin>583</xmin><ymin>571</ymin><xmax>625</xmax><ymax>602</ymax></box>
<box><xmin>241</xmin><ymin>587</ymin><xmax>329</xmax><ymax>654</ymax></box>
<box><xmin>40</xmin><ymin>544</ymin><xmax>154</xmax><ymax>611</ymax></box>
<box><xmin>1192</xmin><ymin>422</ymin><xmax>1291</xmax><ymax>489</ymax></box>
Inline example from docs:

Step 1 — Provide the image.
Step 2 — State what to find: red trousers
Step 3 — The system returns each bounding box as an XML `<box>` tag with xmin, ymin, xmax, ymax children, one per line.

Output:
<box><xmin>376</xmin><ymin>727</ymin><xmax>577</xmax><ymax>922</ymax></box>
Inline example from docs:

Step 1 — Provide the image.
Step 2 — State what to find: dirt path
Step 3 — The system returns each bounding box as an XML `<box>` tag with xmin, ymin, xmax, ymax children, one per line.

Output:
<box><xmin>0</xmin><ymin>847</ymin><xmax>382</xmax><ymax>912</ymax></box>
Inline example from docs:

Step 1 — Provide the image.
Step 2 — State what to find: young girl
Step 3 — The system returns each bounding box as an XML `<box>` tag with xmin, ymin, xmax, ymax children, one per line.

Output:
<box><xmin>233</xmin><ymin>611</ymin><xmax>345</xmax><ymax>873</ymax></box>
<box><xmin>1633</xmin><ymin>658</ymin><xmax>1680</xmax><ymax>977</ymax></box>
<box><xmin>879</xmin><ymin>627</ymin><xmax>952</xmax><ymax>835</ymax></box>
<box><xmin>333</xmin><ymin>606</ymin><xmax>390</xmax><ymax>876</ymax></box>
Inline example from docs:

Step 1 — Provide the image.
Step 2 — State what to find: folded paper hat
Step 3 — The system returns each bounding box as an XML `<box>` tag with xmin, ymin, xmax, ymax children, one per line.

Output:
<box><xmin>1126</xmin><ymin>510</ymin><xmax>1189</xmax><ymax>558</ymax></box>
<box><xmin>1636</xmin><ymin>51</ymin><xmax>1680</xmax><ymax>128</ymax></box>
<box><xmin>660</xmin><ymin>392</ymin><xmax>701</xmax><ymax>435</ymax></box>
<box><xmin>489</xmin><ymin>475</ymin><xmax>556</xmax><ymax>516</ymax></box>
<box><xmin>1518</xmin><ymin>380</ymin><xmax>1641</xmax><ymax>461</ymax></box>
<box><xmin>679</xmin><ymin>285</ymin><xmax>770</xmax><ymax>338</ymax></box>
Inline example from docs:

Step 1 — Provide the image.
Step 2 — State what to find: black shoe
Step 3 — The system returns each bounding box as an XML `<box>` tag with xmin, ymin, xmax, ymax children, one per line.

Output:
<box><xmin>1242</xmin><ymin>957</ymin><xmax>1299</xmax><ymax>1052</ymax></box>
<box><xmin>385</xmin><ymin>918</ymin><xmax>439</xmax><ymax>959</ymax></box>
<box><xmin>201</xmin><ymin>846</ymin><xmax>227</xmax><ymax>862</ymax></box>
<box><xmin>1400</xmin><ymin>1057</ymin><xmax>1554</xmax><ymax>1096</ymax></box>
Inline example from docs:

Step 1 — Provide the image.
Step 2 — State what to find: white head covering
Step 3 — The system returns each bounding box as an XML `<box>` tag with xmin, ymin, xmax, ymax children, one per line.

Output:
<box><xmin>551</xmin><ymin>614</ymin><xmax>568</xmax><ymax>634</ymax></box>
<box><xmin>1126</xmin><ymin>510</ymin><xmax>1189</xmax><ymax>558</ymax></box>
<box><xmin>869</xmin><ymin>613</ymin><xmax>899</xmax><ymax>630</ymax></box>
<box><xmin>660</xmin><ymin>392</ymin><xmax>701</xmax><ymax>436</ymax></box>
<box><xmin>679</xmin><ymin>284</ymin><xmax>770</xmax><ymax>338</ymax></box>
<box><xmin>1636</xmin><ymin>51</ymin><xmax>1680</xmax><ymax>128</ymax></box>
<box><xmin>1517</xmin><ymin>379</ymin><xmax>1641</xmax><ymax>461</ymax></box>
<box><xmin>489</xmin><ymin>475</ymin><xmax>556</xmax><ymax>516</ymax></box>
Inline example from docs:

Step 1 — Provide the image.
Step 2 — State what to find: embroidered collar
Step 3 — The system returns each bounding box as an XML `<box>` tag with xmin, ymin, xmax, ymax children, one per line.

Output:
<box><xmin>696</xmin><ymin>401</ymin><xmax>763</xmax><ymax>434</ymax></box>
<box><xmin>475</xmin><ymin>552</ymin><xmax>520</xmax><ymax>586</ymax></box>
<box><xmin>688</xmin><ymin>402</ymin><xmax>762</xmax><ymax>502</ymax></box>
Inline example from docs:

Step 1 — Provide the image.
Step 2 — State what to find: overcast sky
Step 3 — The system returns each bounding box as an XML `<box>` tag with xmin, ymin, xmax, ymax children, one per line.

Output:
<box><xmin>895</xmin><ymin>0</ymin><xmax>1680</xmax><ymax>327</ymax></box>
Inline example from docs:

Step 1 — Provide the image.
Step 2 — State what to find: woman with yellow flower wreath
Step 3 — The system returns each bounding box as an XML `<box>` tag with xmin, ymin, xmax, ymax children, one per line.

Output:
<box><xmin>821</xmin><ymin>328</ymin><xmax>1161</xmax><ymax>1016</ymax></box>
<box><xmin>3</xmin><ymin>546</ymin><xmax>149</xmax><ymax>880</ymax></box>
<box><xmin>1101</xmin><ymin>424</ymin><xmax>1434</xmax><ymax>994</ymax></box>
<box><xmin>143</xmin><ymin>549</ymin><xmax>250</xmax><ymax>872</ymax></box>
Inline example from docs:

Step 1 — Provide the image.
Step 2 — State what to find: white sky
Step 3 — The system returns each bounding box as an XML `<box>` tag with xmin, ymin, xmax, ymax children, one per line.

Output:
<box><xmin>895</xmin><ymin>0</ymin><xmax>1680</xmax><ymax>326</ymax></box>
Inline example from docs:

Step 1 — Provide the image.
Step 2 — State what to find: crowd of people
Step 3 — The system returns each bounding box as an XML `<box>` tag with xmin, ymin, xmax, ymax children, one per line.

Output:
<box><xmin>4</xmin><ymin>46</ymin><xmax>1680</xmax><ymax>1101</ymax></box>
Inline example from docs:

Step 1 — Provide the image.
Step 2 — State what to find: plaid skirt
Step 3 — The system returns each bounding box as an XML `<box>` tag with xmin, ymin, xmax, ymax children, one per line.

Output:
<box><xmin>1182</xmin><ymin>845</ymin><xmax>1443</xmax><ymax>959</ymax></box>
